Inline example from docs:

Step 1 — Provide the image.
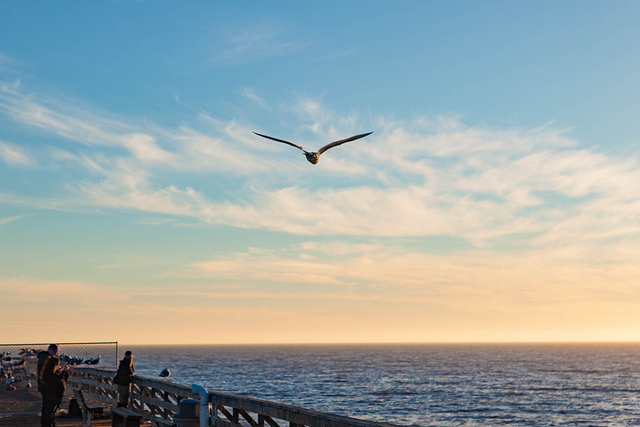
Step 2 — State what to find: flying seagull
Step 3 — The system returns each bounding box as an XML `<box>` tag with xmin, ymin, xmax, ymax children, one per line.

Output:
<box><xmin>253</xmin><ymin>131</ymin><xmax>373</xmax><ymax>164</ymax></box>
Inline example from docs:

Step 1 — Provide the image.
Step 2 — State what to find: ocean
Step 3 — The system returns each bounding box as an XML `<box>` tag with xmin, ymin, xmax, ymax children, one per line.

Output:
<box><xmin>122</xmin><ymin>343</ymin><xmax>640</xmax><ymax>426</ymax></box>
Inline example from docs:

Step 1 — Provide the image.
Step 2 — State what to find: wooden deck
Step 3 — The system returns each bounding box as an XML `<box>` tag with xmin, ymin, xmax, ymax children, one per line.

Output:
<box><xmin>0</xmin><ymin>413</ymin><xmax>116</xmax><ymax>427</ymax></box>
<box><xmin>0</xmin><ymin>384</ymin><xmax>120</xmax><ymax>426</ymax></box>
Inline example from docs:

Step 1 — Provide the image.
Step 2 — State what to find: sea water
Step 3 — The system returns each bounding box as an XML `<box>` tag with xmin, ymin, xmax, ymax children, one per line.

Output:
<box><xmin>124</xmin><ymin>343</ymin><xmax>640</xmax><ymax>426</ymax></box>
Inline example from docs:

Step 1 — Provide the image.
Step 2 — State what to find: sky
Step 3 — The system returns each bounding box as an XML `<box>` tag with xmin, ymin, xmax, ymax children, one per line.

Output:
<box><xmin>1</xmin><ymin>1</ymin><xmax>640</xmax><ymax>345</ymax></box>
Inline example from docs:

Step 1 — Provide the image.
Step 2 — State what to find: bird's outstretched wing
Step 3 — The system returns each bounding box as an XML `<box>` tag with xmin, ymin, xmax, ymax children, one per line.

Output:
<box><xmin>317</xmin><ymin>132</ymin><xmax>373</xmax><ymax>155</ymax></box>
<box><xmin>253</xmin><ymin>132</ymin><xmax>306</xmax><ymax>152</ymax></box>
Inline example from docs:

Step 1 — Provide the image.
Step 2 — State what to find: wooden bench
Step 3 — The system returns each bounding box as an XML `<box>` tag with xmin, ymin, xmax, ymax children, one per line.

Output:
<box><xmin>111</xmin><ymin>406</ymin><xmax>142</xmax><ymax>427</ymax></box>
<box><xmin>73</xmin><ymin>389</ymin><xmax>104</xmax><ymax>425</ymax></box>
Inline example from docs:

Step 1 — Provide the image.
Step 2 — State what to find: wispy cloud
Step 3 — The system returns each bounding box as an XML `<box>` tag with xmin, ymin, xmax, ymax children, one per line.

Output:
<box><xmin>0</xmin><ymin>276</ymin><xmax>127</xmax><ymax>306</ymax></box>
<box><xmin>2</xmin><ymin>81</ymin><xmax>640</xmax><ymax>256</ymax></box>
<box><xmin>0</xmin><ymin>213</ymin><xmax>32</xmax><ymax>226</ymax></box>
<box><xmin>212</xmin><ymin>26</ymin><xmax>305</xmax><ymax>65</ymax></box>
<box><xmin>0</xmin><ymin>140</ymin><xmax>34</xmax><ymax>166</ymax></box>
<box><xmin>0</xmin><ymin>81</ymin><xmax>129</xmax><ymax>147</ymax></box>
<box><xmin>240</xmin><ymin>87</ymin><xmax>267</xmax><ymax>109</ymax></box>
<box><xmin>186</xmin><ymin>240</ymin><xmax>640</xmax><ymax>292</ymax></box>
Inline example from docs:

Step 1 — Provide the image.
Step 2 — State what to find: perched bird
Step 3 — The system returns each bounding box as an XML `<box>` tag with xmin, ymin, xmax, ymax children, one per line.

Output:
<box><xmin>84</xmin><ymin>356</ymin><xmax>101</xmax><ymax>365</ymax></box>
<box><xmin>159</xmin><ymin>368</ymin><xmax>171</xmax><ymax>379</ymax></box>
<box><xmin>253</xmin><ymin>131</ymin><xmax>373</xmax><ymax>164</ymax></box>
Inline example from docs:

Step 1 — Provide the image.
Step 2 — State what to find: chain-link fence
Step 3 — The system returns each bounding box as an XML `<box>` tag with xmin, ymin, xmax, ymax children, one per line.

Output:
<box><xmin>1</xmin><ymin>342</ymin><xmax>118</xmax><ymax>382</ymax></box>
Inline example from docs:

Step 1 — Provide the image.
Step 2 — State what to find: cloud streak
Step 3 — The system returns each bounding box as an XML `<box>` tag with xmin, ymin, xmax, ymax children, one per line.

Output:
<box><xmin>0</xmin><ymin>213</ymin><xmax>32</xmax><ymax>226</ymax></box>
<box><xmin>212</xmin><ymin>26</ymin><xmax>305</xmax><ymax>65</ymax></box>
<box><xmin>187</xmin><ymin>240</ymin><xmax>640</xmax><ymax>294</ymax></box>
<box><xmin>0</xmin><ymin>140</ymin><xmax>33</xmax><ymax>166</ymax></box>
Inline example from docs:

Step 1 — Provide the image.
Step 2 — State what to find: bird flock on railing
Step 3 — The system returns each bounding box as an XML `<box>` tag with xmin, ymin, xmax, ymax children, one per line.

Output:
<box><xmin>59</xmin><ymin>354</ymin><xmax>101</xmax><ymax>366</ymax></box>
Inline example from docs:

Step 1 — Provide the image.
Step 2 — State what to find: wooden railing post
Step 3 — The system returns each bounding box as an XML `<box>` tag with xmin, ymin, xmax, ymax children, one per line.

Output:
<box><xmin>210</xmin><ymin>395</ymin><xmax>217</xmax><ymax>427</ymax></box>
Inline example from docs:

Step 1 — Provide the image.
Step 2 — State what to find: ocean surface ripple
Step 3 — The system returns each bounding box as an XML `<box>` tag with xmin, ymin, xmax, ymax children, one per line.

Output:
<box><xmin>126</xmin><ymin>343</ymin><xmax>640</xmax><ymax>426</ymax></box>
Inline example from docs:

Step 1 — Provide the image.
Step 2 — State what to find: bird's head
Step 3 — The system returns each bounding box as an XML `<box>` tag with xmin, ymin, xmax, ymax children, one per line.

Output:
<box><xmin>304</xmin><ymin>152</ymin><xmax>319</xmax><ymax>164</ymax></box>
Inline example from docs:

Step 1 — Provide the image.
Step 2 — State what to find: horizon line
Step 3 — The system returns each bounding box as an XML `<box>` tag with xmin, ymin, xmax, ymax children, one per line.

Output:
<box><xmin>115</xmin><ymin>340</ymin><xmax>640</xmax><ymax>347</ymax></box>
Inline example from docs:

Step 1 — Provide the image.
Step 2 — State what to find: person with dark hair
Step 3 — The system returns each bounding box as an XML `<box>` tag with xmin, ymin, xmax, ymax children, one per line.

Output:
<box><xmin>37</xmin><ymin>344</ymin><xmax>59</xmax><ymax>425</ymax></box>
<box><xmin>113</xmin><ymin>350</ymin><xmax>135</xmax><ymax>407</ymax></box>
<box><xmin>40</xmin><ymin>355</ymin><xmax>70</xmax><ymax>427</ymax></box>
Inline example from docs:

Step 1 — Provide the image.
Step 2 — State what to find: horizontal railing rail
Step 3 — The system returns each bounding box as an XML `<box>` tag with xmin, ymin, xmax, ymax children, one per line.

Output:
<box><xmin>209</xmin><ymin>391</ymin><xmax>396</xmax><ymax>427</ymax></box>
<box><xmin>68</xmin><ymin>367</ymin><xmax>118</xmax><ymax>405</ymax></box>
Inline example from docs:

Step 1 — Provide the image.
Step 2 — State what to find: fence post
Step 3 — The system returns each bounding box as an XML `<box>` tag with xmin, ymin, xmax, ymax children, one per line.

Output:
<box><xmin>210</xmin><ymin>395</ymin><xmax>216</xmax><ymax>427</ymax></box>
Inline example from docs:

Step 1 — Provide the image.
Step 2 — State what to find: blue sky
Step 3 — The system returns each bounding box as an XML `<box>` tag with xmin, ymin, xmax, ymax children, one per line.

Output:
<box><xmin>1</xmin><ymin>1</ymin><xmax>640</xmax><ymax>344</ymax></box>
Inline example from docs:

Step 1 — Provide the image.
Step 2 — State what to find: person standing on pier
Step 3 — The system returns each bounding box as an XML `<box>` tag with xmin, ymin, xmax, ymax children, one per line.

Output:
<box><xmin>114</xmin><ymin>350</ymin><xmax>135</xmax><ymax>408</ymax></box>
<box><xmin>40</xmin><ymin>354</ymin><xmax>70</xmax><ymax>427</ymax></box>
<box><xmin>37</xmin><ymin>344</ymin><xmax>58</xmax><ymax>424</ymax></box>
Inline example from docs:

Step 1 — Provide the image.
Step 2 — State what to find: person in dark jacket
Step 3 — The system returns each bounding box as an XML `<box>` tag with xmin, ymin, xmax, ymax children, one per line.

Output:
<box><xmin>37</xmin><ymin>344</ymin><xmax>58</xmax><ymax>392</ymax></box>
<box><xmin>113</xmin><ymin>350</ymin><xmax>135</xmax><ymax>407</ymax></box>
<box><xmin>40</xmin><ymin>356</ymin><xmax>70</xmax><ymax>427</ymax></box>
<box><xmin>37</xmin><ymin>344</ymin><xmax>59</xmax><ymax>425</ymax></box>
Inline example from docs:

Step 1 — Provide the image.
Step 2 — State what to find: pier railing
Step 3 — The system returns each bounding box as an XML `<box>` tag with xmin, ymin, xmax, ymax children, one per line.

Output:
<box><xmin>69</xmin><ymin>367</ymin><xmax>192</xmax><ymax>424</ymax></box>
<box><xmin>69</xmin><ymin>367</ymin><xmax>396</xmax><ymax>427</ymax></box>
<box><xmin>211</xmin><ymin>392</ymin><xmax>395</xmax><ymax>427</ymax></box>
